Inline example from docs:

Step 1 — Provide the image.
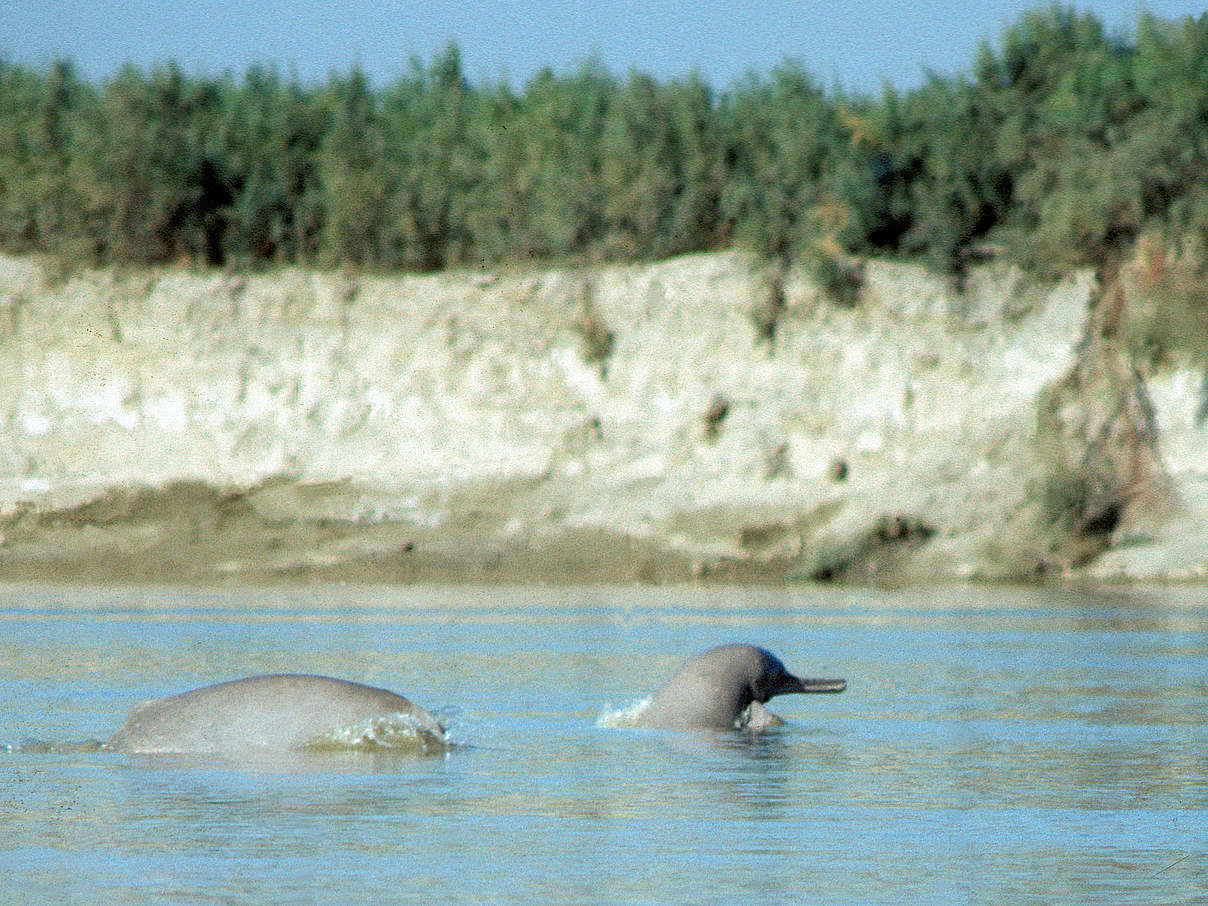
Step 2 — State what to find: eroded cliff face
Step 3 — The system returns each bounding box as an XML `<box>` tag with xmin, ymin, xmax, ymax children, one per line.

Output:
<box><xmin>1030</xmin><ymin>259</ymin><xmax>1177</xmax><ymax>573</ymax></box>
<box><xmin>0</xmin><ymin>250</ymin><xmax>1202</xmax><ymax>583</ymax></box>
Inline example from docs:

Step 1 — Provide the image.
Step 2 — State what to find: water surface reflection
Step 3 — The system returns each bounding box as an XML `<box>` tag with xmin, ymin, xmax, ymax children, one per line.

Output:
<box><xmin>0</xmin><ymin>582</ymin><xmax>1204</xmax><ymax>902</ymax></box>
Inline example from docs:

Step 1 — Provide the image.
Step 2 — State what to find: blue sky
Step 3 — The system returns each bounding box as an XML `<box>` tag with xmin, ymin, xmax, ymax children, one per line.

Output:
<box><xmin>3</xmin><ymin>1</ymin><xmax>1204</xmax><ymax>93</ymax></box>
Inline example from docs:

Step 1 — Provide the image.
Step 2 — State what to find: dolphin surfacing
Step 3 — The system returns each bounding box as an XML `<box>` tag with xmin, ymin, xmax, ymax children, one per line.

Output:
<box><xmin>639</xmin><ymin>644</ymin><xmax>845</xmax><ymax>731</ymax></box>
<box><xmin>107</xmin><ymin>673</ymin><xmax>446</xmax><ymax>754</ymax></box>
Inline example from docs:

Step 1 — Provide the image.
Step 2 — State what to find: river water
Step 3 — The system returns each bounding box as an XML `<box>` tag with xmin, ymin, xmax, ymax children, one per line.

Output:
<box><xmin>1</xmin><ymin>582</ymin><xmax>1204</xmax><ymax>903</ymax></box>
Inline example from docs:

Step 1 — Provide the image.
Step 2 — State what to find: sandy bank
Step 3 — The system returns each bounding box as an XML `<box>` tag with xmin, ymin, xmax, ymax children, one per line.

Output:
<box><xmin>0</xmin><ymin>250</ymin><xmax>1204</xmax><ymax>584</ymax></box>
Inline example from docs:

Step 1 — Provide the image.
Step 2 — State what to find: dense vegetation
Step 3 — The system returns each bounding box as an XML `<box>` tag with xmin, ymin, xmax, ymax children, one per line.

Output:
<box><xmin>2</xmin><ymin>7</ymin><xmax>1208</xmax><ymax>285</ymax></box>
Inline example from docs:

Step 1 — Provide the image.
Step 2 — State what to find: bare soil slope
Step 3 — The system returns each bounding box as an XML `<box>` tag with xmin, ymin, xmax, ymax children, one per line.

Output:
<box><xmin>0</xmin><ymin>251</ymin><xmax>1203</xmax><ymax>583</ymax></box>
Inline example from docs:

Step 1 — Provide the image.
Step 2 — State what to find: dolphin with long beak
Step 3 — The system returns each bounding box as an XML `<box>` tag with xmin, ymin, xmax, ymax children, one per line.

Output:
<box><xmin>639</xmin><ymin>644</ymin><xmax>846</xmax><ymax>730</ymax></box>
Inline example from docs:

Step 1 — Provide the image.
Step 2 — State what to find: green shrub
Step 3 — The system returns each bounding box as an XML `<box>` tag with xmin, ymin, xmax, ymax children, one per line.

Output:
<box><xmin>2</xmin><ymin>7</ymin><xmax>1208</xmax><ymax>293</ymax></box>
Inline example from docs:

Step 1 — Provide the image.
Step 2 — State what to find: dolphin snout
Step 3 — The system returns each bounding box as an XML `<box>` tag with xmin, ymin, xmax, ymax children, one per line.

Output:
<box><xmin>785</xmin><ymin>676</ymin><xmax>846</xmax><ymax>694</ymax></box>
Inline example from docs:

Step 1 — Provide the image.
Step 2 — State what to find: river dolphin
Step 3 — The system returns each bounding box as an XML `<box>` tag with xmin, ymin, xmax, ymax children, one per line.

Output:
<box><xmin>639</xmin><ymin>644</ymin><xmax>846</xmax><ymax>730</ymax></box>
<box><xmin>106</xmin><ymin>673</ymin><xmax>446</xmax><ymax>754</ymax></box>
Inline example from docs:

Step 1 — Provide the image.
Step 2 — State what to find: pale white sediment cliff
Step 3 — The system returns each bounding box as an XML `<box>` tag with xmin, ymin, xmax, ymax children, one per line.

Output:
<box><xmin>0</xmin><ymin>249</ymin><xmax>1202</xmax><ymax>582</ymax></box>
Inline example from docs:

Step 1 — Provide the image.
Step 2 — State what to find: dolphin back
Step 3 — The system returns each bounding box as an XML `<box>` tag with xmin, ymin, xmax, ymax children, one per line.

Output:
<box><xmin>107</xmin><ymin>674</ymin><xmax>445</xmax><ymax>754</ymax></box>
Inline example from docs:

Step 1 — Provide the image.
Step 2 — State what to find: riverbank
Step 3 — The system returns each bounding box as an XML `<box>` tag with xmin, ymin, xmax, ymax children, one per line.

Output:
<box><xmin>0</xmin><ymin>250</ymin><xmax>1204</xmax><ymax>584</ymax></box>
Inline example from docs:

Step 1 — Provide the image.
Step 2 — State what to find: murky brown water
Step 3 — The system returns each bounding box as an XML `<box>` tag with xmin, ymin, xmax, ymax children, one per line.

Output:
<box><xmin>2</xmin><ymin>582</ymin><xmax>1205</xmax><ymax>902</ymax></box>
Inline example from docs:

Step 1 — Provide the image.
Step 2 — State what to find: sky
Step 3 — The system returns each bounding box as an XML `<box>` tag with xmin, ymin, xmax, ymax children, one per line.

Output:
<box><xmin>3</xmin><ymin>1</ymin><xmax>1205</xmax><ymax>94</ymax></box>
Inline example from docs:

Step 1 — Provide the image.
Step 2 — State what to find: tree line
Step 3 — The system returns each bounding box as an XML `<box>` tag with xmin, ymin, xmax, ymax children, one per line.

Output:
<box><xmin>2</xmin><ymin>7</ymin><xmax>1207</xmax><ymax>282</ymax></box>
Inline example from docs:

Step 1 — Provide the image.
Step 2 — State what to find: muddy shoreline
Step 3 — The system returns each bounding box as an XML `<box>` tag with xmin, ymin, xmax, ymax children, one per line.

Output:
<box><xmin>0</xmin><ymin>477</ymin><xmax>795</xmax><ymax>585</ymax></box>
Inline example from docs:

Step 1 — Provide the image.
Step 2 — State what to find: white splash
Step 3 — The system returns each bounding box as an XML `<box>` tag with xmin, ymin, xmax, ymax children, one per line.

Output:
<box><xmin>301</xmin><ymin>712</ymin><xmax>449</xmax><ymax>755</ymax></box>
<box><xmin>595</xmin><ymin>698</ymin><xmax>651</xmax><ymax>729</ymax></box>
